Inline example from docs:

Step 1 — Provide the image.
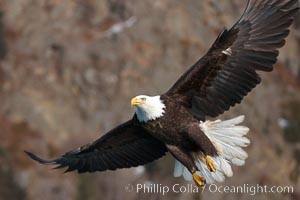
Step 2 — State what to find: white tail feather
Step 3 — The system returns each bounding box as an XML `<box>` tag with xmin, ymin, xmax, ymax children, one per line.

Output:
<box><xmin>200</xmin><ymin>115</ymin><xmax>250</xmax><ymax>164</ymax></box>
<box><xmin>174</xmin><ymin>160</ymin><xmax>184</xmax><ymax>177</ymax></box>
<box><xmin>183</xmin><ymin>168</ymin><xmax>193</xmax><ymax>181</ymax></box>
<box><xmin>173</xmin><ymin>115</ymin><xmax>250</xmax><ymax>183</ymax></box>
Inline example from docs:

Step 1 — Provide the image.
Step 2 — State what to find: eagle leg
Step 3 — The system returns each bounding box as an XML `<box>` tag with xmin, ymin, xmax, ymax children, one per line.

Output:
<box><xmin>167</xmin><ymin>144</ymin><xmax>206</xmax><ymax>188</ymax></box>
<box><xmin>205</xmin><ymin>155</ymin><xmax>216</xmax><ymax>172</ymax></box>
<box><xmin>192</xmin><ymin>173</ymin><xmax>206</xmax><ymax>189</ymax></box>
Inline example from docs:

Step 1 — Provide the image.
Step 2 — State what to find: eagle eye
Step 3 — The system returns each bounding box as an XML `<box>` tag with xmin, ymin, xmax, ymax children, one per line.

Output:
<box><xmin>141</xmin><ymin>97</ymin><xmax>146</xmax><ymax>101</ymax></box>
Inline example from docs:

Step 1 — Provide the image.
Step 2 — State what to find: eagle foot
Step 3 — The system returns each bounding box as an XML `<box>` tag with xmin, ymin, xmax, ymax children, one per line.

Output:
<box><xmin>192</xmin><ymin>173</ymin><xmax>206</xmax><ymax>189</ymax></box>
<box><xmin>205</xmin><ymin>155</ymin><xmax>216</xmax><ymax>172</ymax></box>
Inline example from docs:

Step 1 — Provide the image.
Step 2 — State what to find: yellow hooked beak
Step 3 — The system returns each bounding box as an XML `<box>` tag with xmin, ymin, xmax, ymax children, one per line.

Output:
<box><xmin>131</xmin><ymin>97</ymin><xmax>143</xmax><ymax>106</ymax></box>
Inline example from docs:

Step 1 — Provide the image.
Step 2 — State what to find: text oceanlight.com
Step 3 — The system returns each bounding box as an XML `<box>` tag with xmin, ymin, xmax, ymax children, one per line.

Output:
<box><xmin>124</xmin><ymin>183</ymin><xmax>294</xmax><ymax>196</ymax></box>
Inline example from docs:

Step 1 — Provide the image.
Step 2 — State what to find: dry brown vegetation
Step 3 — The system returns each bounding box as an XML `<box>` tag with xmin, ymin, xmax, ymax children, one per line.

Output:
<box><xmin>0</xmin><ymin>0</ymin><xmax>299</xmax><ymax>199</ymax></box>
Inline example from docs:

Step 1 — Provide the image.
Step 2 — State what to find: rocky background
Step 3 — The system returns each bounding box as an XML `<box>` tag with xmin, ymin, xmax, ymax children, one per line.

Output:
<box><xmin>0</xmin><ymin>0</ymin><xmax>300</xmax><ymax>200</ymax></box>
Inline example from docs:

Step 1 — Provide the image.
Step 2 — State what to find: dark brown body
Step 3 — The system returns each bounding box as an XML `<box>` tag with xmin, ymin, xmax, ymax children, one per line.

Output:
<box><xmin>133</xmin><ymin>95</ymin><xmax>218</xmax><ymax>156</ymax></box>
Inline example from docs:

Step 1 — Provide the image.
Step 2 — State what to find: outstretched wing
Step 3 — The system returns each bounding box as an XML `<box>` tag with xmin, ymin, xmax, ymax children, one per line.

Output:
<box><xmin>166</xmin><ymin>0</ymin><xmax>299</xmax><ymax>118</ymax></box>
<box><xmin>25</xmin><ymin>119</ymin><xmax>167</xmax><ymax>173</ymax></box>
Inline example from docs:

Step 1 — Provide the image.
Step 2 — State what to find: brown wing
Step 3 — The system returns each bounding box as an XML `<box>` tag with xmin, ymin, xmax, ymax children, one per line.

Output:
<box><xmin>166</xmin><ymin>0</ymin><xmax>299</xmax><ymax>118</ymax></box>
<box><xmin>25</xmin><ymin>119</ymin><xmax>167</xmax><ymax>173</ymax></box>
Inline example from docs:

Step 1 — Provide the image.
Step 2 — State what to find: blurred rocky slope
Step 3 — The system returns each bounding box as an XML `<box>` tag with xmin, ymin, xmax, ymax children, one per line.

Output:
<box><xmin>0</xmin><ymin>0</ymin><xmax>300</xmax><ymax>200</ymax></box>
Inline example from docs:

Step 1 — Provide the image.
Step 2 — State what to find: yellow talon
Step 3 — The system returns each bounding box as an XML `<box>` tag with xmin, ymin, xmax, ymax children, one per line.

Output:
<box><xmin>193</xmin><ymin>173</ymin><xmax>206</xmax><ymax>189</ymax></box>
<box><xmin>206</xmin><ymin>155</ymin><xmax>216</xmax><ymax>172</ymax></box>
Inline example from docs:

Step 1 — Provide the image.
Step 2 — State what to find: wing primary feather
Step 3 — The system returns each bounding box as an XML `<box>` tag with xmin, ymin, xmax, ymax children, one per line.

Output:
<box><xmin>25</xmin><ymin>120</ymin><xmax>168</xmax><ymax>173</ymax></box>
<box><xmin>166</xmin><ymin>0</ymin><xmax>299</xmax><ymax>117</ymax></box>
<box><xmin>24</xmin><ymin>151</ymin><xmax>57</xmax><ymax>165</ymax></box>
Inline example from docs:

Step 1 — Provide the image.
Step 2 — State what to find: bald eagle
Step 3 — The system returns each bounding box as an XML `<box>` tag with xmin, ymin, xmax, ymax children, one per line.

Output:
<box><xmin>26</xmin><ymin>0</ymin><xmax>299</xmax><ymax>188</ymax></box>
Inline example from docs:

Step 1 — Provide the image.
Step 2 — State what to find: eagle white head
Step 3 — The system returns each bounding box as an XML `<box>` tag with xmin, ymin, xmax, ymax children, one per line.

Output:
<box><xmin>131</xmin><ymin>95</ymin><xmax>166</xmax><ymax>122</ymax></box>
